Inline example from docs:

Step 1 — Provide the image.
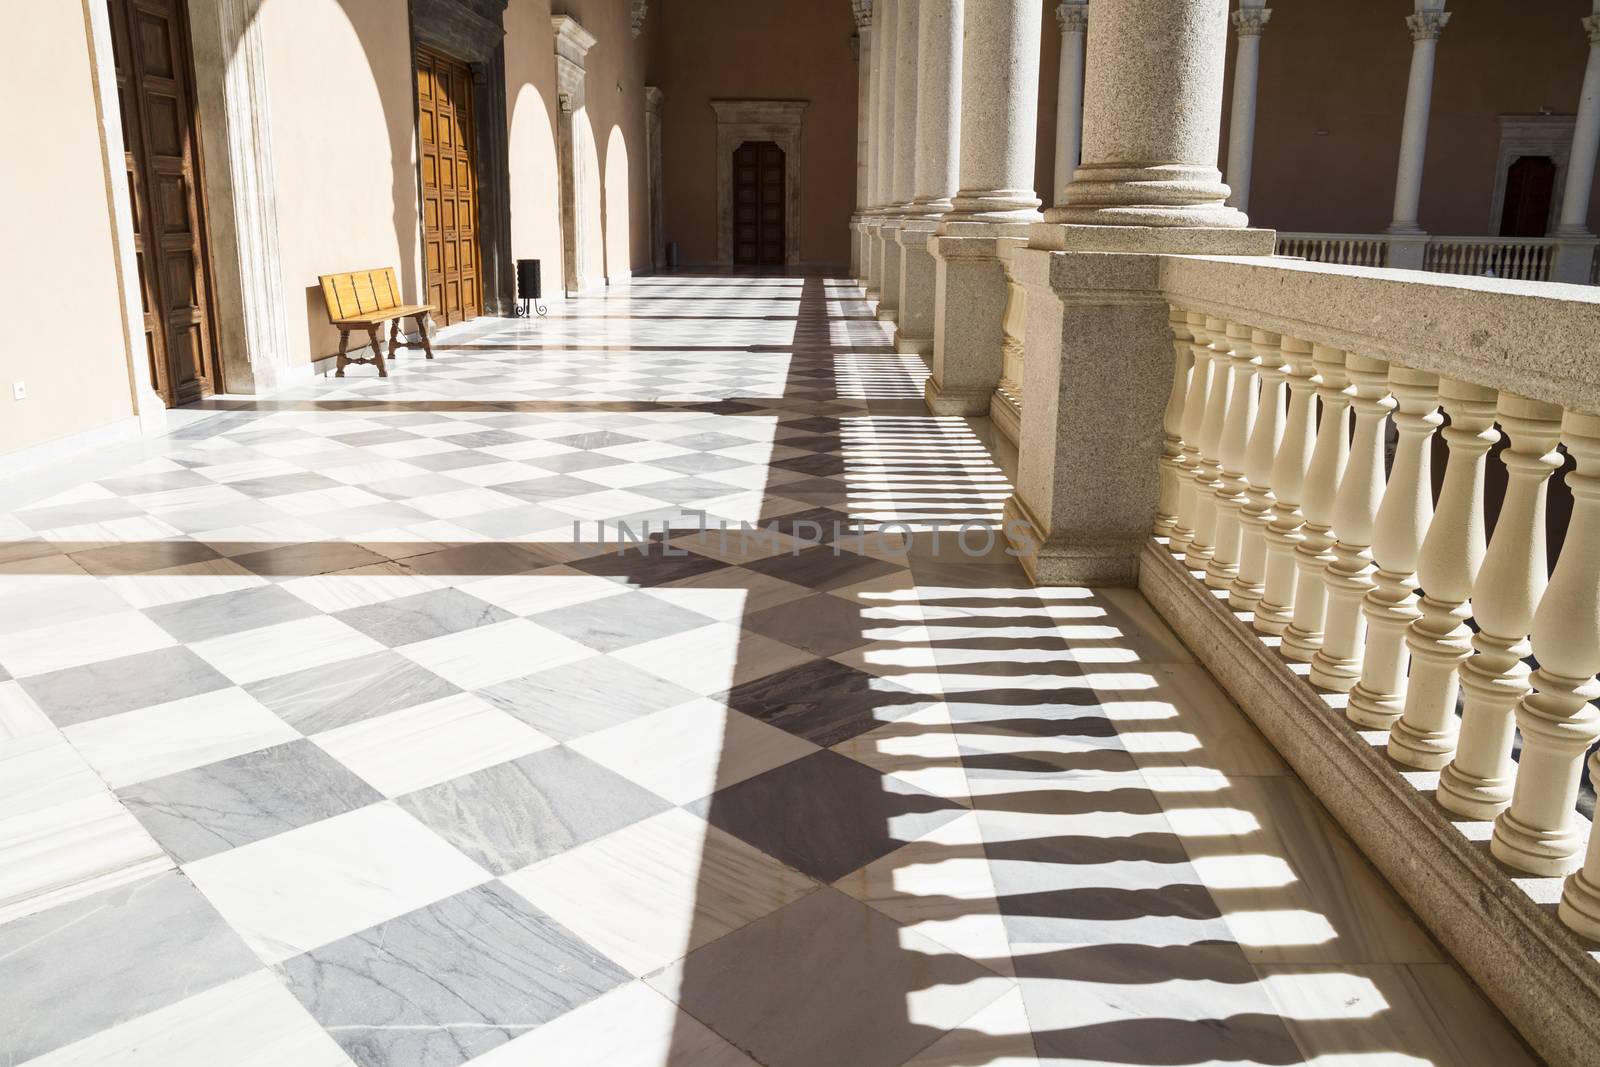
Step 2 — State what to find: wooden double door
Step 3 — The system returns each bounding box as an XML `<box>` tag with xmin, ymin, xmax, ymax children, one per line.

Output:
<box><xmin>108</xmin><ymin>0</ymin><xmax>220</xmax><ymax>405</ymax></box>
<box><xmin>416</xmin><ymin>46</ymin><xmax>480</xmax><ymax>324</ymax></box>
<box><xmin>734</xmin><ymin>141</ymin><xmax>786</xmax><ymax>266</ymax></box>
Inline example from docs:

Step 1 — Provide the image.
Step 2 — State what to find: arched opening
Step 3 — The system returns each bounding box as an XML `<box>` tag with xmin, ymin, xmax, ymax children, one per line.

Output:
<box><xmin>732</xmin><ymin>141</ymin><xmax>786</xmax><ymax>266</ymax></box>
<box><xmin>1499</xmin><ymin>154</ymin><xmax>1557</xmax><ymax>237</ymax></box>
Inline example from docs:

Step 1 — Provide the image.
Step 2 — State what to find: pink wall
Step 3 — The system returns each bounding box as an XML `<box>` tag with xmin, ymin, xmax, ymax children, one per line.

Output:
<box><xmin>656</xmin><ymin>0</ymin><xmax>860</xmax><ymax>265</ymax></box>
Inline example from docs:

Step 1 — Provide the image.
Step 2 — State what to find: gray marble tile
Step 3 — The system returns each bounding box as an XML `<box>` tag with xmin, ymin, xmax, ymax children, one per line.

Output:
<box><xmin>144</xmin><ymin>584</ymin><xmax>320</xmax><ymax>643</ymax></box>
<box><xmin>232</xmin><ymin>541</ymin><xmax>390</xmax><ymax>578</ymax></box>
<box><xmin>689</xmin><ymin>750</ymin><xmax>964</xmax><ymax>882</ymax></box>
<box><xmin>279</xmin><ymin>881</ymin><xmax>628</xmax><ymax>1067</ymax></box>
<box><xmin>96</xmin><ymin>469</ymin><xmax>214</xmax><ymax>495</ymax></box>
<box><xmin>401</xmin><ymin>542</ymin><xmax>558</xmax><ymax>577</ymax></box>
<box><xmin>228</xmin><ymin>472</ymin><xmax>344</xmax><ymax>498</ymax></box>
<box><xmin>527</xmin><ymin>590</ymin><xmax>714</xmax><ymax>652</ymax></box>
<box><xmin>397</xmin><ymin>746</ymin><xmax>671</xmax><ymax>873</ymax></box>
<box><xmin>336</xmin><ymin>588</ymin><xmax>514</xmax><ymax>647</ymax></box>
<box><xmin>403</xmin><ymin>450</ymin><xmax>504</xmax><ymax>473</ymax></box>
<box><xmin>648</xmin><ymin>451</ymin><xmax>751</xmax><ymax>475</ymax></box>
<box><xmin>725</xmin><ymin>657</ymin><xmax>934</xmax><ymax>746</ymax></box>
<box><xmin>649</xmin><ymin>888</ymin><xmax>1007</xmax><ymax>1067</ymax></box>
<box><xmin>18</xmin><ymin>644</ymin><xmax>234</xmax><ymax>727</ymax></box>
<box><xmin>569</xmin><ymin>544</ymin><xmax>730</xmax><ymax>587</ymax></box>
<box><xmin>119</xmin><ymin>739</ymin><xmax>383</xmax><ymax>863</ymax></box>
<box><xmin>476</xmin><ymin>655</ymin><xmax>698</xmax><ymax>740</ymax></box>
<box><xmin>0</xmin><ymin>870</ymin><xmax>260</xmax><ymax>1063</ymax></box>
<box><xmin>494</xmin><ymin>473</ymin><xmax>620</xmax><ymax>506</ymax></box>
<box><xmin>527</xmin><ymin>451</ymin><xmax>627</xmax><ymax>474</ymax></box>
<box><xmin>246</xmin><ymin>650</ymin><xmax>460</xmax><ymax>734</ymax></box>
<box><xmin>744</xmin><ymin>545</ymin><xmax>904</xmax><ymax>592</ymax></box>
<box><xmin>740</xmin><ymin>592</ymin><xmax>876</xmax><ymax>656</ymax></box>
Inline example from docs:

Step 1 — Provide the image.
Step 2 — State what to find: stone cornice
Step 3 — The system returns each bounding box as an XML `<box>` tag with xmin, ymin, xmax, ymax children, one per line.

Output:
<box><xmin>1231</xmin><ymin>7</ymin><xmax>1271</xmax><ymax>37</ymax></box>
<box><xmin>853</xmin><ymin>0</ymin><xmax>872</xmax><ymax>30</ymax></box>
<box><xmin>710</xmin><ymin>98</ymin><xmax>809</xmax><ymax>126</ymax></box>
<box><xmin>1405</xmin><ymin>10</ymin><xmax>1450</xmax><ymax>41</ymax></box>
<box><xmin>551</xmin><ymin>15</ymin><xmax>597</xmax><ymax>64</ymax></box>
<box><xmin>644</xmin><ymin>85</ymin><xmax>665</xmax><ymax>112</ymax></box>
<box><xmin>1055</xmin><ymin>1</ymin><xmax>1088</xmax><ymax>35</ymax></box>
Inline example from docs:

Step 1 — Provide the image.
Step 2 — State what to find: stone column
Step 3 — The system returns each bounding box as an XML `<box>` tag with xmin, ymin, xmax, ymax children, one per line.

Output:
<box><xmin>1005</xmin><ymin>0</ymin><xmax>1272</xmax><ymax>584</ymax></box>
<box><xmin>852</xmin><ymin>1</ymin><xmax>874</xmax><ymax>281</ymax></box>
<box><xmin>1386</xmin><ymin>2</ymin><xmax>1449</xmax><ymax>269</ymax></box>
<box><xmin>1553</xmin><ymin>5</ymin><xmax>1600</xmax><ymax>284</ymax></box>
<box><xmin>876</xmin><ymin>0</ymin><xmax>920</xmax><ymax>323</ymax></box>
<box><xmin>894</xmin><ymin>0</ymin><xmax>962</xmax><ymax>355</ymax></box>
<box><xmin>924</xmin><ymin>0</ymin><xmax>1044</xmax><ymax>415</ymax></box>
<box><xmin>1224</xmin><ymin>2</ymin><xmax>1270</xmax><ymax>212</ymax></box>
<box><xmin>866</xmin><ymin>0</ymin><xmax>898</xmax><ymax>299</ymax></box>
<box><xmin>552</xmin><ymin>16</ymin><xmax>597</xmax><ymax>297</ymax></box>
<box><xmin>1051</xmin><ymin>1</ymin><xmax>1089</xmax><ymax>207</ymax></box>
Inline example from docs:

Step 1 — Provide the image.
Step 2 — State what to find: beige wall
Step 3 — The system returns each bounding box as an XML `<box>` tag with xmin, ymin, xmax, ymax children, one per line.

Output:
<box><xmin>656</xmin><ymin>0</ymin><xmax>859</xmax><ymax>265</ymax></box>
<box><xmin>0</xmin><ymin>3</ymin><xmax>137</xmax><ymax>456</ymax></box>
<box><xmin>261</xmin><ymin>0</ymin><xmax>421</xmax><ymax>368</ymax></box>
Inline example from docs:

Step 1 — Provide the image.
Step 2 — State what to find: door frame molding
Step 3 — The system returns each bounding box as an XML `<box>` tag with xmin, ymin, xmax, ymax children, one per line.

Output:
<box><xmin>712</xmin><ymin>99</ymin><xmax>807</xmax><ymax>267</ymax></box>
<box><xmin>1488</xmin><ymin>113</ymin><xmax>1575</xmax><ymax>237</ymax></box>
<box><xmin>411</xmin><ymin>0</ymin><xmax>513</xmax><ymax>317</ymax></box>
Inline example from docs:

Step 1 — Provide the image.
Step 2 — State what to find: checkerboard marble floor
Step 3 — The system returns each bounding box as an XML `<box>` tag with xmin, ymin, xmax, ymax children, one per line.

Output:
<box><xmin>0</xmin><ymin>274</ymin><xmax>1537</xmax><ymax>1066</ymax></box>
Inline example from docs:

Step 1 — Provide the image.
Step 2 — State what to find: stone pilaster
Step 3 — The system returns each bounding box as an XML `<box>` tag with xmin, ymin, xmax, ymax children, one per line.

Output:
<box><xmin>1386</xmin><ymin>3</ymin><xmax>1450</xmax><ymax>268</ymax></box>
<box><xmin>924</xmin><ymin>0</ymin><xmax>1044</xmax><ymax>416</ymax></box>
<box><xmin>1051</xmin><ymin>1</ymin><xmax>1089</xmax><ymax>208</ymax></box>
<box><xmin>1224</xmin><ymin>2</ymin><xmax>1270</xmax><ymax>212</ymax></box>
<box><xmin>877</xmin><ymin>0</ymin><xmax>920</xmax><ymax>323</ymax></box>
<box><xmin>894</xmin><ymin>0</ymin><xmax>962</xmax><ymax>355</ymax></box>
<box><xmin>552</xmin><ymin>16</ymin><xmax>597</xmax><ymax>296</ymax></box>
<box><xmin>1004</xmin><ymin>0</ymin><xmax>1274</xmax><ymax>585</ymax></box>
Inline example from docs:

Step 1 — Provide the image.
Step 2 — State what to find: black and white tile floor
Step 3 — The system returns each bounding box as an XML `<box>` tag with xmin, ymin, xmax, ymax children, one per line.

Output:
<box><xmin>0</xmin><ymin>275</ymin><xmax>1536</xmax><ymax>1065</ymax></box>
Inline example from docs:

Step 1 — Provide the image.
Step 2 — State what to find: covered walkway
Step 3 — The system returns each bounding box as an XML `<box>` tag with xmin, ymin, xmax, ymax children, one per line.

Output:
<box><xmin>0</xmin><ymin>275</ymin><xmax>1533</xmax><ymax>1066</ymax></box>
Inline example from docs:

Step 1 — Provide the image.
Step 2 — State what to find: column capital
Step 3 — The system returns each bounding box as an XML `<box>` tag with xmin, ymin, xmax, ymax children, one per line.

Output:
<box><xmin>854</xmin><ymin>0</ymin><xmax>873</xmax><ymax>30</ymax></box>
<box><xmin>1232</xmin><ymin>8</ymin><xmax>1271</xmax><ymax>37</ymax></box>
<box><xmin>1584</xmin><ymin>14</ymin><xmax>1600</xmax><ymax>44</ymax></box>
<box><xmin>631</xmin><ymin>0</ymin><xmax>647</xmax><ymax>38</ymax></box>
<box><xmin>1405</xmin><ymin>10</ymin><xmax>1450</xmax><ymax>41</ymax></box>
<box><xmin>1056</xmin><ymin>1</ymin><xmax>1088</xmax><ymax>35</ymax></box>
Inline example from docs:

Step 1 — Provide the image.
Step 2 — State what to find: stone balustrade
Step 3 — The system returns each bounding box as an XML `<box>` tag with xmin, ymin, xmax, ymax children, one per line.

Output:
<box><xmin>1154</xmin><ymin>255</ymin><xmax>1600</xmax><ymax>941</ymax></box>
<box><xmin>1277</xmin><ymin>231</ymin><xmax>1577</xmax><ymax>283</ymax></box>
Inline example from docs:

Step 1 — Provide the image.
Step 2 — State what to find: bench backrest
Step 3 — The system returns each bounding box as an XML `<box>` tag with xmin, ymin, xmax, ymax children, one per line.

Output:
<box><xmin>319</xmin><ymin>268</ymin><xmax>403</xmax><ymax>321</ymax></box>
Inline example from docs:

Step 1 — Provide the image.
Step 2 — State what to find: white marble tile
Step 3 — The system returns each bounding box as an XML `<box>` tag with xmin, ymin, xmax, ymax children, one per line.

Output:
<box><xmin>0</xmin><ymin>680</ymin><xmax>53</xmax><ymax>741</ymax></box>
<box><xmin>20</xmin><ymin>969</ymin><xmax>353</xmax><ymax>1067</ymax></box>
<box><xmin>0</xmin><ymin>611</ymin><xmax>175</xmax><ymax>678</ymax></box>
<box><xmin>265</xmin><ymin>486</ymin><xmax>385</xmax><ymax>517</ymax></box>
<box><xmin>470</xmin><ymin>980</ymin><xmax>758</xmax><ymax>1067</ymax></box>
<box><xmin>899</xmin><ymin>986</ymin><xmax>1040</xmax><ymax>1067</ymax></box>
<box><xmin>277</xmin><ymin>565</ymin><xmax>442</xmax><ymax>613</ymax></box>
<box><xmin>833</xmin><ymin>701</ymin><xmax>973</xmax><ymax>804</ymax></box>
<box><xmin>191</xmin><ymin>616</ymin><xmax>385</xmax><ymax>685</ymax></box>
<box><xmin>613</xmin><ymin>622</ymin><xmax>813</xmax><ymax>695</ymax></box>
<box><xmin>398</xmin><ymin>618</ymin><xmax>596</xmax><ymax>690</ymax></box>
<box><xmin>407</xmin><ymin>487</ymin><xmax>524</xmax><ymax>519</ymax></box>
<box><xmin>312</xmin><ymin>692</ymin><xmax>555</xmax><ymax>797</ymax></box>
<box><xmin>103</xmin><ymin>559</ymin><xmax>269</xmax><ymax>610</ymax></box>
<box><xmin>183</xmin><ymin>802</ymin><xmax>488</xmax><ymax>964</ymax></box>
<box><xmin>569</xmin><ymin>699</ymin><xmax>816</xmax><ymax>804</ymax></box>
<box><xmin>0</xmin><ymin>733</ymin><xmax>170</xmax><ymax>923</ymax></box>
<box><xmin>503</xmin><ymin>807</ymin><xmax>816</xmax><ymax>976</ymax></box>
<box><xmin>63</xmin><ymin>687</ymin><xmax>299</xmax><ymax>789</ymax></box>
<box><xmin>460</xmin><ymin>567</ymin><xmax>632</xmax><ymax>616</ymax></box>
<box><xmin>0</xmin><ymin>581</ymin><xmax>130</xmax><ymax>637</ymax></box>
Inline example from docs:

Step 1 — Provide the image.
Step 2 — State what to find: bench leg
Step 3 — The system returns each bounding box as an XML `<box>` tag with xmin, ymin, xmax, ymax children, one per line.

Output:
<box><xmin>335</xmin><ymin>328</ymin><xmax>351</xmax><ymax>377</ymax></box>
<box><xmin>366</xmin><ymin>325</ymin><xmax>387</xmax><ymax>377</ymax></box>
<box><xmin>414</xmin><ymin>313</ymin><xmax>435</xmax><ymax>359</ymax></box>
<box><xmin>388</xmin><ymin>319</ymin><xmax>401</xmax><ymax>362</ymax></box>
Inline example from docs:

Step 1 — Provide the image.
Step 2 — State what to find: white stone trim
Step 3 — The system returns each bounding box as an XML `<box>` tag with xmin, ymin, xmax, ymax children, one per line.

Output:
<box><xmin>1488</xmin><ymin>113</ymin><xmax>1576</xmax><ymax>236</ymax></box>
<box><xmin>711</xmin><ymin>99</ymin><xmax>808</xmax><ymax>266</ymax></box>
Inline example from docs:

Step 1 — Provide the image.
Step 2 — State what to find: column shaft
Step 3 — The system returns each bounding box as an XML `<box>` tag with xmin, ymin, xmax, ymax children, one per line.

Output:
<box><xmin>896</xmin><ymin>0</ymin><xmax>962</xmax><ymax>354</ymax></box>
<box><xmin>948</xmin><ymin>0</ymin><xmax>1044</xmax><ymax>221</ymax></box>
<box><xmin>877</xmin><ymin>0</ymin><xmax>919</xmax><ymax>320</ymax></box>
<box><xmin>1558</xmin><ymin>15</ymin><xmax>1600</xmax><ymax>233</ymax></box>
<box><xmin>1051</xmin><ymin>2</ymin><xmax>1088</xmax><ymax>207</ymax></box>
<box><xmin>1224</xmin><ymin>5</ymin><xmax>1271</xmax><ymax>213</ymax></box>
<box><xmin>1389</xmin><ymin>9</ymin><xmax>1449</xmax><ymax>234</ymax></box>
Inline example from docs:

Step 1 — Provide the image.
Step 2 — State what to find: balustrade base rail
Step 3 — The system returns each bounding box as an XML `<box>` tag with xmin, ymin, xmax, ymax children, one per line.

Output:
<box><xmin>1140</xmin><ymin>539</ymin><xmax>1600</xmax><ymax>1067</ymax></box>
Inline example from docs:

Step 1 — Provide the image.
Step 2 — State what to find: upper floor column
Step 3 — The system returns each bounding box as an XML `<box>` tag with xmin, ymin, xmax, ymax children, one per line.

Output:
<box><xmin>889</xmin><ymin>0</ymin><xmax>921</xmax><ymax>212</ymax></box>
<box><xmin>1387</xmin><ymin>1</ymin><xmax>1450</xmax><ymax>253</ymax></box>
<box><xmin>873</xmin><ymin>0</ymin><xmax>899</xmax><ymax>213</ymax></box>
<box><xmin>1049</xmin><ymin>0</ymin><xmax>1246</xmax><ymax>228</ymax></box>
<box><xmin>1553</xmin><ymin>3</ymin><xmax>1600</xmax><ymax>282</ymax></box>
<box><xmin>1051</xmin><ymin>2</ymin><xmax>1089</xmax><ymax>208</ymax></box>
<box><xmin>854</xmin><ymin>1</ymin><xmax>874</xmax><ymax>216</ymax></box>
<box><xmin>945</xmin><ymin>0</ymin><xmax>1045</xmax><ymax>223</ymax></box>
<box><xmin>1224</xmin><ymin>1</ymin><xmax>1271</xmax><ymax>213</ymax></box>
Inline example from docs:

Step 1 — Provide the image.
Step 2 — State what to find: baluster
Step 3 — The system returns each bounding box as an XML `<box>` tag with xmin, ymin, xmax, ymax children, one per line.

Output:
<box><xmin>1206</xmin><ymin>322</ymin><xmax>1259</xmax><ymax>590</ymax></box>
<box><xmin>1310</xmin><ymin>354</ymin><xmax>1394</xmax><ymax>691</ymax></box>
<box><xmin>1156</xmin><ymin>308</ymin><xmax>1194</xmax><ymax>539</ymax></box>
<box><xmin>1347</xmin><ymin>367</ymin><xmax>1441</xmax><ymax>728</ymax></box>
<box><xmin>1438</xmin><ymin>395</ymin><xmax>1563</xmax><ymax>817</ymax></box>
<box><xmin>1169</xmin><ymin>311</ymin><xmax>1213</xmax><ymax>557</ymax></box>
<box><xmin>1185</xmin><ymin>317</ymin><xmax>1234</xmax><ymax>571</ymax></box>
<box><xmin>1494</xmin><ymin>411</ymin><xmax>1600</xmax><ymax>877</ymax></box>
<box><xmin>1281</xmin><ymin>346</ymin><xmax>1351</xmax><ymax>662</ymax></box>
<box><xmin>1256</xmin><ymin>336</ymin><xmax>1317</xmax><ymax>635</ymax></box>
<box><xmin>1387</xmin><ymin>380</ymin><xmax>1500</xmax><ymax>768</ymax></box>
<box><xmin>1230</xmin><ymin>329</ymin><xmax>1286</xmax><ymax>613</ymax></box>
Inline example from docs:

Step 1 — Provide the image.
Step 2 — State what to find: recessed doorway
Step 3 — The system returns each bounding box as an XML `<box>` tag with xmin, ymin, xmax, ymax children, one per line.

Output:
<box><xmin>416</xmin><ymin>45</ymin><xmax>481</xmax><ymax>325</ymax></box>
<box><xmin>733</xmin><ymin>142</ymin><xmax>786</xmax><ymax>266</ymax></box>
<box><xmin>1498</xmin><ymin>155</ymin><xmax>1557</xmax><ymax>237</ymax></box>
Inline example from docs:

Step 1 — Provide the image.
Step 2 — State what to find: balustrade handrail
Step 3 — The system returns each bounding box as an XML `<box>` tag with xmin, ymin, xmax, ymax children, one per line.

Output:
<box><xmin>1162</xmin><ymin>255</ymin><xmax>1600</xmax><ymax>416</ymax></box>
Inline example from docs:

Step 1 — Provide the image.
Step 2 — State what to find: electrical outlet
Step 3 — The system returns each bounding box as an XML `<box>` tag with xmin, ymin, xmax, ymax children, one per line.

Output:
<box><xmin>10</xmin><ymin>382</ymin><xmax>24</xmax><ymax>401</ymax></box>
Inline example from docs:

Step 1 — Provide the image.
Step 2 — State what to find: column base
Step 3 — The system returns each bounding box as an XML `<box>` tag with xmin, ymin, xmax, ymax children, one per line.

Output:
<box><xmin>1003</xmin><ymin>494</ymin><xmax>1142</xmax><ymax>586</ymax></box>
<box><xmin>1028</xmin><ymin>222</ymin><xmax>1276</xmax><ymax>255</ymax></box>
<box><xmin>1492</xmin><ymin>809</ymin><xmax>1587</xmax><ymax>878</ymax></box>
<box><xmin>1385</xmin><ymin>232</ymin><xmax>1429</xmax><ymax>270</ymax></box>
<box><xmin>923</xmin><ymin>375</ymin><xmax>990</xmax><ymax>415</ymax></box>
<box><xmin>1551</xmin><ymin>232</ymin><xmax>1599</xmax><ymax>284</ymax></box>
<box><xmin>896</xmin><ymin>334</ymin><xmax>933</xmax><ymax>357</ymax></box>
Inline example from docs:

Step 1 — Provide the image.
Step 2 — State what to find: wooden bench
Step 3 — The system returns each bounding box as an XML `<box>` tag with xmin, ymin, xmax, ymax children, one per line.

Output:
<box><xmin>318</xmin><ymin>268</ymin><xmax>437</xmax><ymax>377</ymax></box>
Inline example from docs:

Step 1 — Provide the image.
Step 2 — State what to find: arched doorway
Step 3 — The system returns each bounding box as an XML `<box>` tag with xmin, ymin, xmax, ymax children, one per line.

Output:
<box><xmin>733</xmin><ymin>142</ymin><xmax>786</xmax><ymax>266</ymax></box>
<box><xmin>1499</xmin><ymin>155</ymin><xmax>1557</xmax><ymax>237</ymax></box>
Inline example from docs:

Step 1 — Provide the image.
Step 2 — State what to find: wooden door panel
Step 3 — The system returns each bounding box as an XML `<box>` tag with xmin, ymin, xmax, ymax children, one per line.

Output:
<box><xmin>109</xmin><ymin>0</ymin><xmax>219</xmax><ymax>405</ymax></box>
<box><xmin>416</xmin><ymin>45</ymin><xmax>480</xmax><ymax>324</ymax></box>
<box><xmin>733</xmin><ymin>142</ymin><xmax>785</xmax><ymax>266</ymax></box>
